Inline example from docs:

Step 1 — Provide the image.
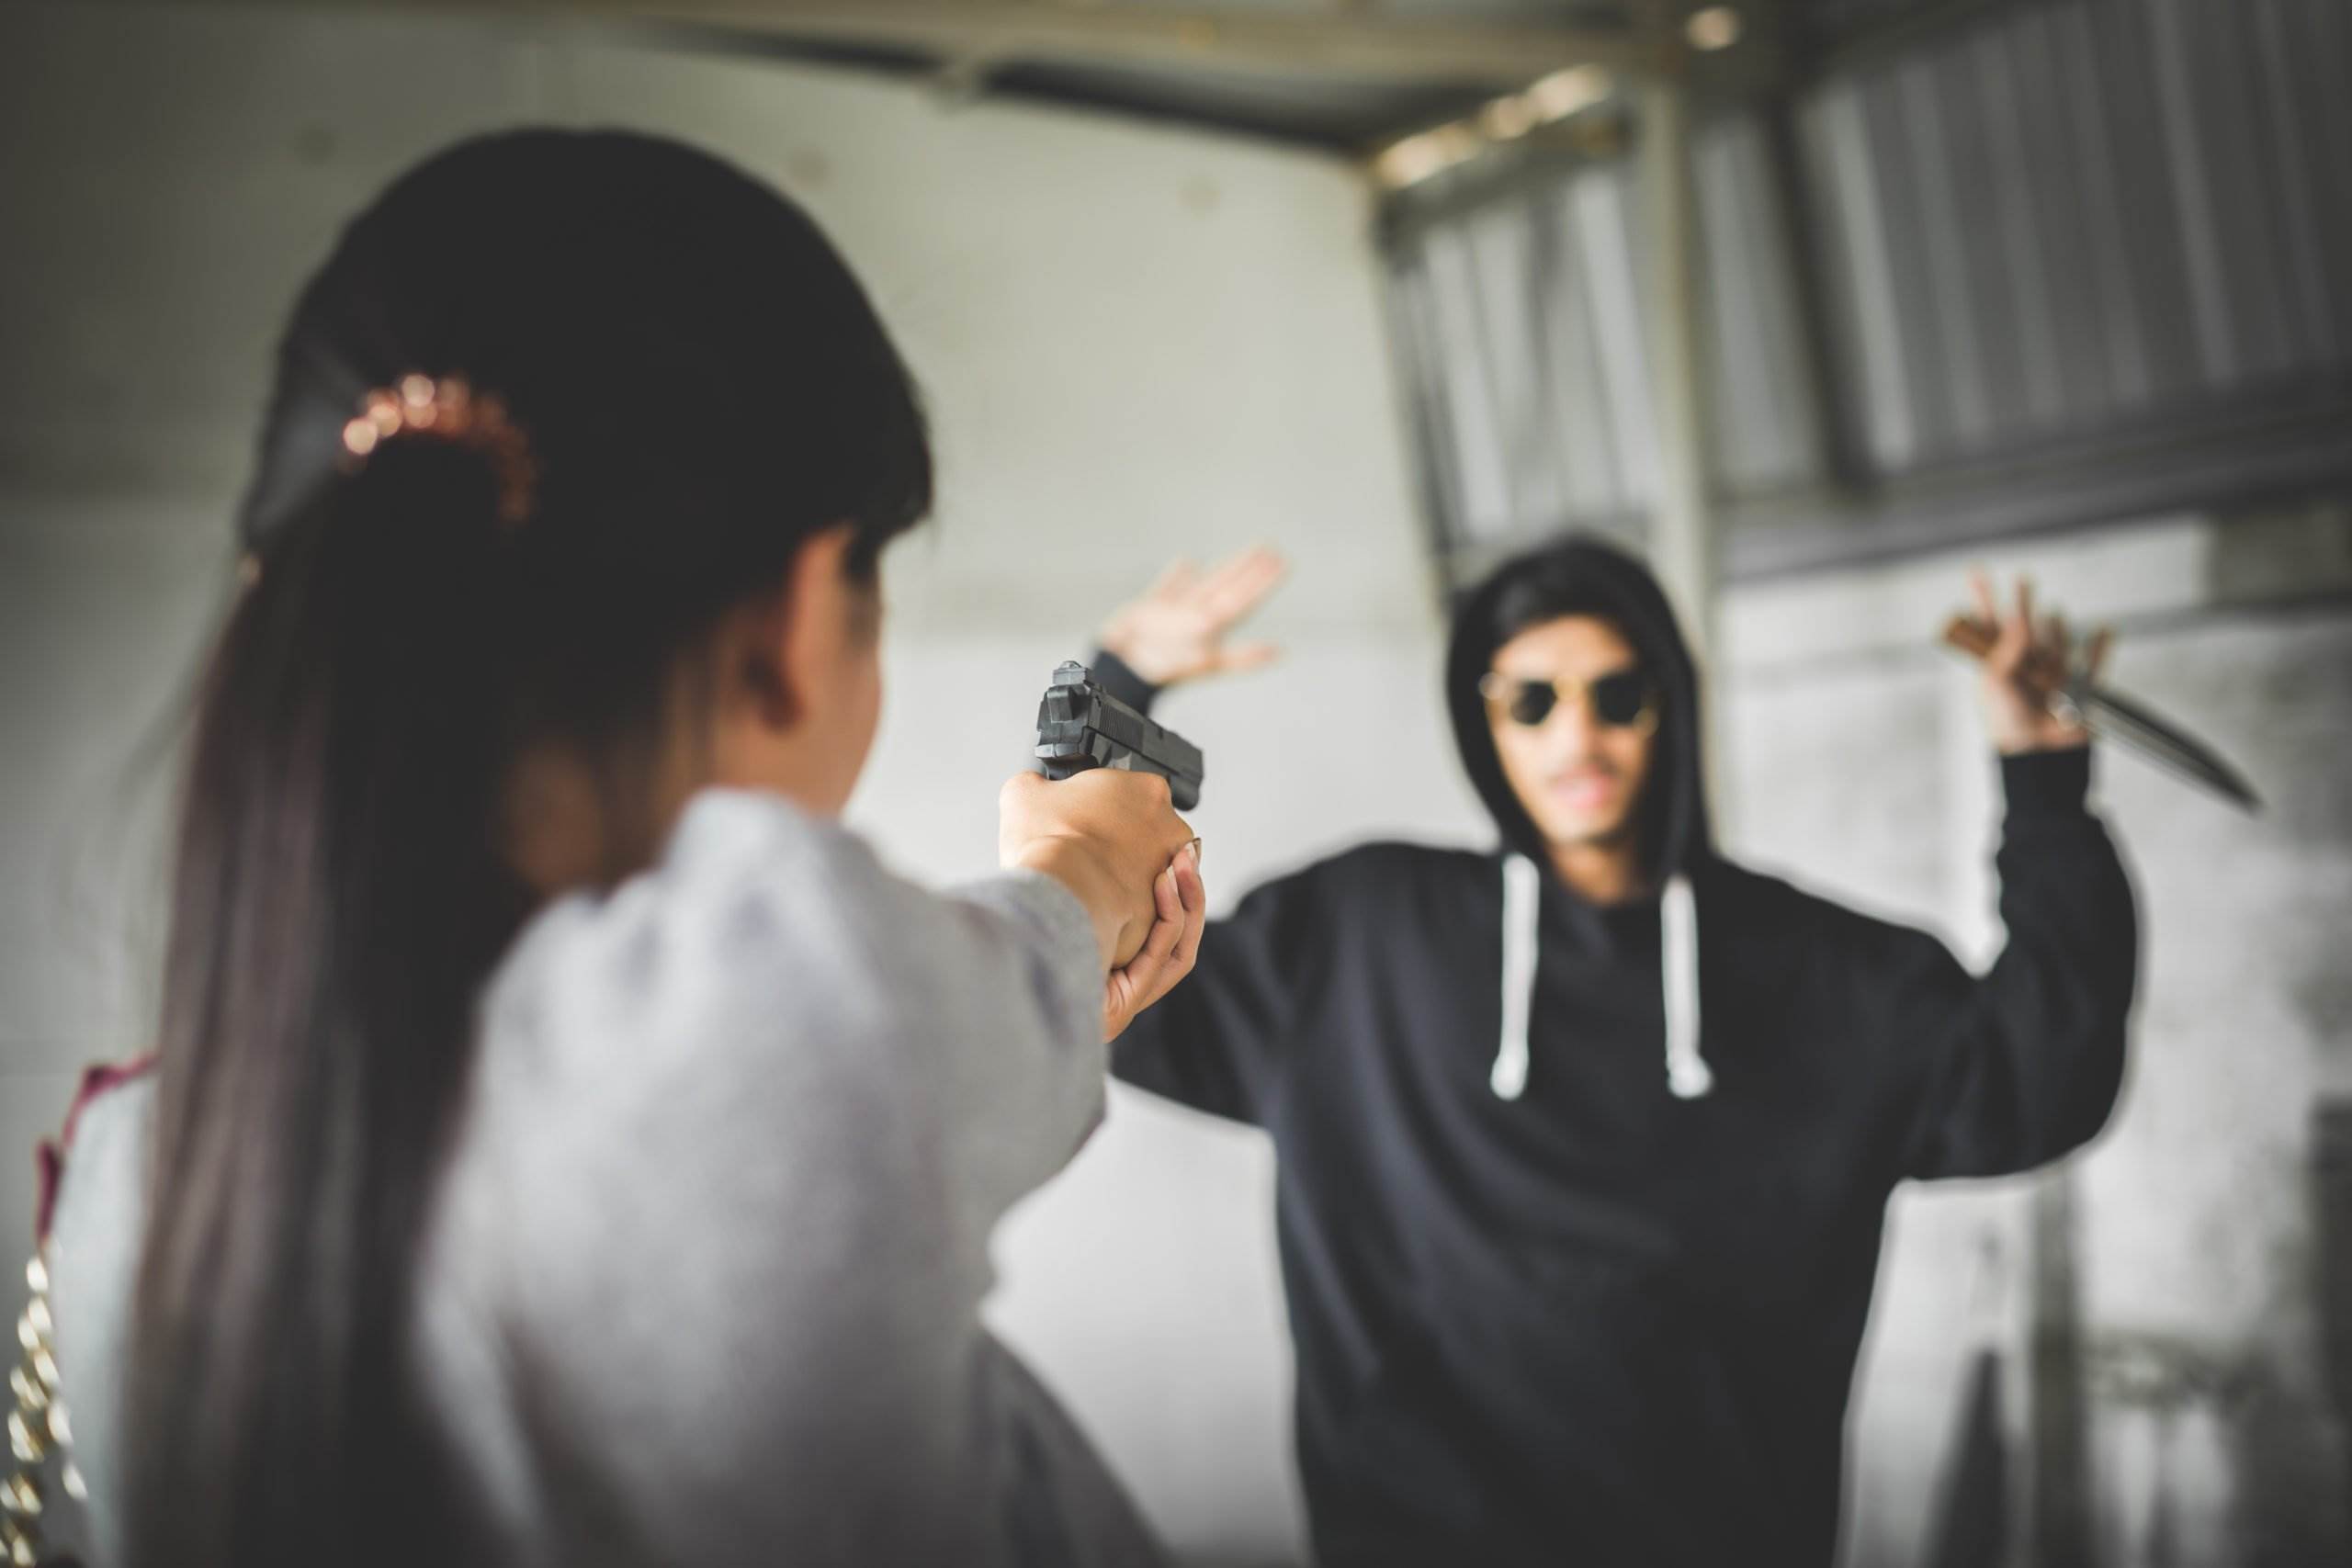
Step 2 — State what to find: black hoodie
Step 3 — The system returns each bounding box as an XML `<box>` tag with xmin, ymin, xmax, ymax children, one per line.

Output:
<box><xmin>1103</xmin><ymin>536</ymin><xmax>2138</xmax><ymax>1567</ymax></box>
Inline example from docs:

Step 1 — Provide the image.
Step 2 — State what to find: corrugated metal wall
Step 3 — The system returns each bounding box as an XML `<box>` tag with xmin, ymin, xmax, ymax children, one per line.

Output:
<box><xmin>1387</xmin><ymin>159</ymin><xmax>1663</xmax><ymax>550</ymax></box>
<box><xmin>1803</xmin><ymin>0</ymin><xmax>2352</xmax><ymax>471</ymax></box>
<box><xmin>1385</xmin><ymin>0</ymin><xmax>2352</xmax><ymax>582</ymax></box>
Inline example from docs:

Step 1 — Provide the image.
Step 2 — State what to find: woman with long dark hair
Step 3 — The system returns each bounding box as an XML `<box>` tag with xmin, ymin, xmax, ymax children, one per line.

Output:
<box><xmin>25</xmin><ymin>130</ymin><xmax>1202</xmax><ymax>1568</ymax></box>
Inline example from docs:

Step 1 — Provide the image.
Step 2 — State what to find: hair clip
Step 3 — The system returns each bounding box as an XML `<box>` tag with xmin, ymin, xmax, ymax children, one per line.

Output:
<box><xmin>340</xmin><ymin>373</ymin><xmax>537</xmax><ymax>527</ymax></box>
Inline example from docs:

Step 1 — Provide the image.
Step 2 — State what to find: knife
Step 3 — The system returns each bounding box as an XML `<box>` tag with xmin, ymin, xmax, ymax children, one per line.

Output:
<box><xmin>1940</xmin><ymin>615</ymin><xmax>2262</xmax><ymax>814</ymax></box>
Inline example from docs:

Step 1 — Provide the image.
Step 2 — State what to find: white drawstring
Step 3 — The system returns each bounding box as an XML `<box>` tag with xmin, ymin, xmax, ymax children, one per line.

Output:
<box><xmin>1490</xmin><ymin>854</ymin><xmax>1542</xmax><ymax>1100</ymax></box>
<box><xmin>1490</xmin><ymin>859</ymin><xmax>1712</xmax><ymax>1101</ymax></box>
<box><xmin>1661</xmin><ymin>875</ymin><xmax>1713</xmax><ymax>1099</ymax></box>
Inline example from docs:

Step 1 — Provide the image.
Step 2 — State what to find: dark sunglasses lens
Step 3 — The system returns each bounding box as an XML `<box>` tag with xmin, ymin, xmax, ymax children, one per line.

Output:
<box><xmin>1591</xmin><ymin>671</ymin><xmax>1651</xmax><ymax>728</ymax></box>
<box><xmin>1506</xmin><ymin>682</ymin><xmax>1558</xmax><ymax>727</ymax></box>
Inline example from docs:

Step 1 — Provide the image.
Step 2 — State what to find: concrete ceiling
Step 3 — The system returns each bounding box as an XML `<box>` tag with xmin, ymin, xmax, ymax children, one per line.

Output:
<box><xmin>221</xmin><ymin>0</ymin><xmax>1679</xmax><ymax>149</ymax></box>
<box><xmin>151</xmin><ymin>1</ymin><xmax>1964</xmax><ymax>150</ymax></box>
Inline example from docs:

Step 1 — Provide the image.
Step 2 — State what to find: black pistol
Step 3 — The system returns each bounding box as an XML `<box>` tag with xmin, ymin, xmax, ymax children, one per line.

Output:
<box><xmin>1035</xmin><ymin>661</ymin><xmax>1205</xmax><ymax>811</ymax></box>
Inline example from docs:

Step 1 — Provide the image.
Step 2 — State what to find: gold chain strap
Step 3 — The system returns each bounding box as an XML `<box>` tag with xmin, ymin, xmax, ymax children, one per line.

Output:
<box><xmin>4</xmin><ymin>1247</ymin><xmax>83</xmax><ymax>1567</ymax></box>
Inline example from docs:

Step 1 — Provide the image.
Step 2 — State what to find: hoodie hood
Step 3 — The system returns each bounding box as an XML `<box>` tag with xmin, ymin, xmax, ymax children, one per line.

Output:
<box><xmin>1445</xmin><ymin>533</ymin><xmax>1715</xmax><ymax>889</ymax></box>
<box><xmin>1449</xmin><ymin>534</ymin><xmax>1718</xmax><ymax>1101</ymax></box>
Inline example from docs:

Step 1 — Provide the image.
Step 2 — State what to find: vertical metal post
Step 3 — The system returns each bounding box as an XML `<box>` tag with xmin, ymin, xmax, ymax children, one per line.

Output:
<box><xmin>1636</xmin><ymin>64</ymin><xmax>1731</xmax><ymax>831</ymax></box>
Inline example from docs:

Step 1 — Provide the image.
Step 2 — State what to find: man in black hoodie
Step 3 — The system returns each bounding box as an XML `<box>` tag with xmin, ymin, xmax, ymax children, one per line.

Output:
<box><xmin>1094</xmin><ymin>536</ymin><xmax>2135</xmax><ymax>1567</ymax></box>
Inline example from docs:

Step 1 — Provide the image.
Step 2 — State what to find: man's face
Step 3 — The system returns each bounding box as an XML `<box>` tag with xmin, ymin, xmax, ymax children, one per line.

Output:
<box><xmin>1485</xmin><ymin>615</ymin><xmax>1658</xmax><ymax>851</ymax></box>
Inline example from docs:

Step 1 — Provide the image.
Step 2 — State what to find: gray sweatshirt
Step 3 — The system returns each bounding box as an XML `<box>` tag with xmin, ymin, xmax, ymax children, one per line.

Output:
<box><xmin>42</xmin><ymin>788</ymin><xmax>1166</xmax><ymax>1568</ymax></box>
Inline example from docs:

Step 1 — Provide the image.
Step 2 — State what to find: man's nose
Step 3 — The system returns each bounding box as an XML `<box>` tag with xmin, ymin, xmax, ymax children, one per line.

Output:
<box><xmin>1542</xmin><ymin>694</ymin><xmax>1600</xmax><ymax>754</ymax></box>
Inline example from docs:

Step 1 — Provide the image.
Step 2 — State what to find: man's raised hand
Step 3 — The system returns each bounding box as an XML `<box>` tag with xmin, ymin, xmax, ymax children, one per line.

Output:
<box><xmin>1966</xmin><ymin>570</ymin><xmax>2113</xmax><ymax>756</ymax></box>
<box><xmin>1099</xmin><ymin>547</ymin><xmax>1288</xmax><ymax>689</ymax></box>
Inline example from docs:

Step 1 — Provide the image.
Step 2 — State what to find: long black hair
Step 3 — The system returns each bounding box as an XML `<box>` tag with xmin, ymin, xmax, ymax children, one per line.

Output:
<box><xmin>130</xmin><ymin>130</ymin><xmax>933</xmax><ymax>1568</ymax></box>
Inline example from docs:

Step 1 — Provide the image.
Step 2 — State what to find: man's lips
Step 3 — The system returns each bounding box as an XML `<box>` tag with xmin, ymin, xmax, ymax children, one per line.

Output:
<box><xmin>1547</xmin><ymin>769</ymin><xmax>1621</xmax><ymax>812</ymax></box>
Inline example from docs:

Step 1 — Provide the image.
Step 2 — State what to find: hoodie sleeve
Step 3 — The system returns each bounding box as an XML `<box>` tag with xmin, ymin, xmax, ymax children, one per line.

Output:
<box><xmin>1111</xmin><ymin>859</ymin><xmax>1329</xmax><ymax>1127</ymax></box>
<box><xmin>439</xmin><ymin>792</ymin><xmax>1141</xmax><ymax>1565</ymax></box>
<box><xmin>1898</xmin><ymin>747</ymin><xmax>2138</xmax><ymax>1180</ymax></box>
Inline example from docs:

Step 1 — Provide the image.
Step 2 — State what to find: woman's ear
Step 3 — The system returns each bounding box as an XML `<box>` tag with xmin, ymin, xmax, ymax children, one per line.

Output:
<box><xmin>754</xmin><ymin>524</ymin><xmax>857</xmax><ymax>733</ymax></box>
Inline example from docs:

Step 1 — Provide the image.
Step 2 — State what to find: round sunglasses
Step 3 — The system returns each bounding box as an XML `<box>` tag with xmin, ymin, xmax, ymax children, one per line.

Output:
<box><xmin>1478</xmin><ymin>669</ymin><xmax>1659</xmax><ymax>732</ymax></box>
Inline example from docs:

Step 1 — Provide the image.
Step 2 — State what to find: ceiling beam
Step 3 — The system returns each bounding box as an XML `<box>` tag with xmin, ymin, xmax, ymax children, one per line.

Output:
<box><xmin>254</xmin><ymin>0</ymin><xmax>1665</xmax><ymax>86</ymax></box>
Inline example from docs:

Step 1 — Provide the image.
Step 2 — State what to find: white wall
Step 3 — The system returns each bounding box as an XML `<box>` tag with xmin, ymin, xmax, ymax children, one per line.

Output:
<box><xmin>0</xmin><ymin>7</ymin><xmax>1478</xmax><ymax>1562</ymax></box>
